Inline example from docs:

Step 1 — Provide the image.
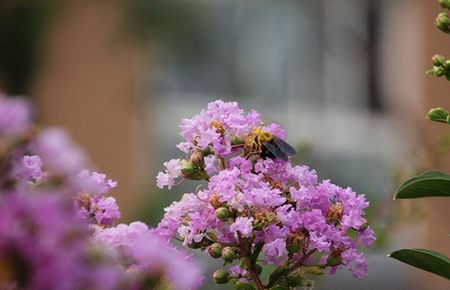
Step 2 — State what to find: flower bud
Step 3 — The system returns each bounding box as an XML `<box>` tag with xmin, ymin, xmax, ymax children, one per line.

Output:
<box><xmin>180</xmin><ymin>160</ymin><xmax>195</xmax><ymax>176</ymax></box>
<box><xmin>221</xmin><ymin>246</ymin><xmax>236</xmax><ymax>263</ymax></box>
<box><xmin>304</xmin><ymin>266</ymin><xmax>323</xmax><ymax>275</ymax></box>
<box><xmin>426</xmin><ymin>107</ymin><xmax>450</xmax><ymax>124</ymax></box>
<box><xmin>181</xmin><ymin>160</ymin><xmax>208</xmax><ymax>180</ymax></box>
<box><xmin>201</xmin><ymin>146</ymin><xmax>212</xmax><ymax>156</ymax></box>
<box><xmin>287</xmin><ymin>273</ymin><xmax>302</xmax><ymax>287</ymax></box>
<box><xmin>213</xmin><ymin>269</ymin><xmax>230</xmax><ymax>284</ymax></box>
<box><xmin>230</xmin><ymin>135</ymin><xmax>244</xmax><ymax>145</ymax></box>
<box><xmin>433</xmin><ymin>66</ymin><xmax>445</xmax><ymax>77</ymax></box>
<box><xmin>215</xmin><ymin>207</ymin><xmax>231</xmax><ymax>221</ymax></box>
<box><xmin>432</xmin><ymin>54</ymin><xmax>446</xmax><ymax>67</ymax></box>
<box><xmin>439</xmin><ymin>0</ymin><xmax>450</xmax><ymax>9</ymax></box>
<box><xmin>436</xmin><ymin>12</ymin><xmax>450</xmax><ymax>33</ymax></box>
<box><xmin>208</xmin><ymin>243</ymin><xmax>223</xmax><ymax>258</ymax></box>
<box><xmin>189</xmin><ymin>150</ymin><xmax>204</xmax><ymax>167</ymax></box>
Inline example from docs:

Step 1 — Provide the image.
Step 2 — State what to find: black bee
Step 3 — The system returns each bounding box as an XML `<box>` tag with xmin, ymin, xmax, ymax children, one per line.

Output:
<box><xmin>245</xmin><ymin>128</ymin><xmax>297</xmax><ymax>161</ymax></box>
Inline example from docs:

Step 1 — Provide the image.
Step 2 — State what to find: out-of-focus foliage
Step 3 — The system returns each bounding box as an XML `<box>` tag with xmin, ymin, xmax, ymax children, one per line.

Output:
<box><xmin>0</xmin><ymin>0</ymin><xmax>59</xmax><ymax>94</ymax></box>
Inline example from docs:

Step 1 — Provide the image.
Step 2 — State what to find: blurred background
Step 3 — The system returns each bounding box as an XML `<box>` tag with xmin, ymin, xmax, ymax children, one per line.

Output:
<box><xmin>0</xmin><ymin>0</ymin><xmax>449</xmax><ymax>289</ymax></box>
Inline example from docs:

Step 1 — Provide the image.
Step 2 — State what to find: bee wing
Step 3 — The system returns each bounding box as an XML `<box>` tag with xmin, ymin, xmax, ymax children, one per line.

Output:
<box><xmin>272</xmin><ymin>137</ymin><xmax>297</xmax><ymax>155</ymax></box>
<box><xmin>263</xmin><ymin>141</ymin><xmax>289</xmax><ymax>161</ymax></box>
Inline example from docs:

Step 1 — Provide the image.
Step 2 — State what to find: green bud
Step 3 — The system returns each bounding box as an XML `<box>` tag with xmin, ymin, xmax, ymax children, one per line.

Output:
<box><xmin>231</xmin><ymin>135</ymin><xmax>244</xmax><ymax>145</ymax></box>
<box><xmin>180</xmin><ymin>160</ymin><xmax>195</xmax><ymax>176</ymax></box>
<box><xmin>436</xmin><ymin>12</ymin><xmax>450</xmax><ymax>33</ymax></box>
<box><xmin>181</xmin><ymin>160</ymin><xmax>208</xmax><ymax>180</ymax></box>
<box><xmin>432</xmin><ymin>54</ymin><xmax>446</xmax><ymax>67</ymax></box>
<box><xmin>439</xmin><ymin>0</ymin><xmax>450</xmax><ymax>9</ymax></box>
<box><xmin>304</xmin><ymin>266</ymin><xmax>323</xmax><ymax>275</ymax></box>
<box><xmin>434</xmin><ymin>66</ymin><xmax>445</xmax><ymax>77</ymax></box>
<box><xmin>213</xmin><ymin>269</ymin><xmax>230</xmax><ymax>284</ymax></box>
<box><xmin>221</xmin><ymin>246</ymin><xmax>236</xmax><ymax>263</ymax></box>
<box><xmin>215</xmin><ymin>207</ymin><xmax>231</xmax><ymax>221</ymax></box>
<box><xmin>287</xmin><ymin>273</ymin><xmax>303</xmax><ymax>287</ymax></box>
<box><xmin>201</xmin><ymin>146</ymin><xmax>212</xmax><ymax>156</ymax></box>
<box><xmin>426</xmin><ymin>107</ymin><xmax>450</xmax><ymax>124</ymax></box>
<box><xmin>208</xmin><ymin>243</ymin><xmax>223</xmax><ymax>258</ymax></box>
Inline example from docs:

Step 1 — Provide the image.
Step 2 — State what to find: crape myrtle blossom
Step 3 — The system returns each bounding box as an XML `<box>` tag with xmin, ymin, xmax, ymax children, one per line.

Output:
<box><xmin>157</xmin><ymin>100</ymin><xmax>375</xmax><ymax>289</ymax></box>
<box><xmin>94</xmin><ymin>222</ymin><xmax>203</xmax><ymax>290</ymax></box>
<box><xmin>0</xmin><ymin>93</ymin><xmax>31</xmax><ymax>136</ymax></box>
<box><xmin>0</xmin><ymin>94</ymin><xmax>204</xmax><ymax>290</ymax></box>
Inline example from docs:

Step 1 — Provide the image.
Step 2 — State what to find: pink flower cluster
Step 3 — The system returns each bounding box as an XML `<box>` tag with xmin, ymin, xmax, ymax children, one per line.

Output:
<box><xmin>0</xmin><ymin>94</ymin><xmax>203</xmax><ymax>290</ymax></box>
<box><xmin>156</xmin><ymin>100</ymin><xmax>375</xmax><ymax>288</ymax></box>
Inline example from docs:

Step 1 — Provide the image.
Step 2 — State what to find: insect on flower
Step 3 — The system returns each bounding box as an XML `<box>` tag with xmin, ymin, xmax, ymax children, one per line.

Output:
<box><xmin>245</xmin><ymin>127</ymin><xmax>297</xmax><ymax>161</ymax></box>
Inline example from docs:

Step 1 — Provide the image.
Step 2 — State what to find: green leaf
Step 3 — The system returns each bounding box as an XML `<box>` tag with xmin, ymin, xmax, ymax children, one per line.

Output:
<box><xmin>426</xmin><ymin>107</ymin><xmax>450</xmax><ymax>124</ymax></box>
<box><xmin>388</xmin><ymin>248</ymin><xmax>450</xmax><ymax>279</ymax></box>
<box><xmin>269</xmin><ymin>286</ymin><xmax>289</xmax><ymax>290</ymax></box>
<box><xmin>394</xmin><ymin>171</ymin><xmax>450</xmax><ymax>199</ymax></box>
<box><xmin>267</xmin><ymin>267</ymin><xmax>287</xmax><ymax>288</ymax></box>
<box><xmin>235</xmin><ymin>281</ymin><xmax>256</xmax><ymax>290</ymax></box>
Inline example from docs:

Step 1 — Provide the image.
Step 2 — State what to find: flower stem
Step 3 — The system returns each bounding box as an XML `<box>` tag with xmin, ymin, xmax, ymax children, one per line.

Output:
<box><xmin>238</xmin><ymin>234</ymin><xmax>265</xmax><ymax>290</ymax></box>
<box><xmin>286</xmin><ymin>249</ymin><xmax>317</xmax><ymax>276</ymax></box>
<box><xmin>246</xmin><ymin>256</ymin><xmax>265</xmax><ymax>290</ymax></box>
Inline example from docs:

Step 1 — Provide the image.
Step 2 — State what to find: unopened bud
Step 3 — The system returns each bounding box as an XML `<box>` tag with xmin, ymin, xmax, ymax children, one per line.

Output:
<box><xmin>304</xmin><ymin>266</ymin><xmax>323</xmax><ymax>275</ymax></box>
<box><xmin>201</xmin><ymin>146</ymin><xmax>212</xmax><ymax>156</ymax></box>
<box><xmin>439</xmin><ymin>0</ymin><xmax>450</xmax><ymax>9</ymax></box>
<box><xmin>189</xmin><ymin>150</ymin><xmax>204</xmax><ymax>167</ymax></box>
<box><xmin>231</xmin><ymin>135</ymin><xmax>244</xmax><ymax>145</ymax></box>
<box><xmin>181</xmin><ymin>160</ymin><xmax>195</xmax><ymax>176</ymax></box>
<box><xmin>181</xmin><ymin>160</ymin><xmax>208</xmax><ymax>180</ymax></box>
<box><xmin>221</xmin><ymin>246</ymin><xmax>236</xmax><ymax>263</ymax></box>
<box><xmin>433</xmin><ymin>66</ymin><xmax>445</xmax><ymax>77</ymax></box>
<box><xmin>432</xmin><ymin>54</ymin><xmax>446</xmax><ymax>67</ymax></box>
<box><xmin>426</xmin><ymin>107</ymin><xmax>450</xmax><ymax>124</ymax></box>
<box><xmin>436</xmin><ymin>12</ymin><xmax>450</xmax><ymax>33</ymax></box>
<box><xmin>215</xmin><ymin>207</ymin><xmax>231</xmax><ymax>221</ymax></box>
<box><xmin>208</xmin><ymin>243</ymin><xmax>223</xmax><ymax>258</ymax></box>
<box><xmin>213</xmin><ymin>269</ymin><xmax>230</xmax><ymax>284</ymax></box>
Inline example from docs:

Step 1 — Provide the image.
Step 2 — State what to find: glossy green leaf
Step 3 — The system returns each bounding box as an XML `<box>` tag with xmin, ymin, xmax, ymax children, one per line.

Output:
<box><xmin>427</xmin><ymin>107</ymin><xmax>450</xmax><ymax>124</ymax></box>
<box><xmin>394</xmin><ymin>171</ymin><xmax>450</xmax><ymax>199</ymax></box>
<box><xmin>267</xmin><ymin>267</ymin><xmax>287</xmax><ymax>288</ymax></box>
<box><xmin>388</xmin><ymin>248</ymin><xmax>450</xmax><ymax>279</ymax></box>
